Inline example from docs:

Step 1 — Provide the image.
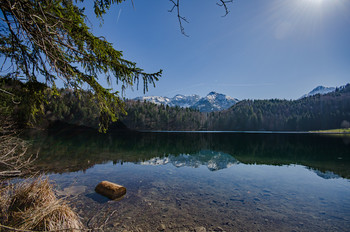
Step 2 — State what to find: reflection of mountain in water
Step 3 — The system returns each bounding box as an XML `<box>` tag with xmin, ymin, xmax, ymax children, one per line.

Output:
<box><xmin>25</xmin><ymin>127</ymin><xmax>350</xmax><ymax>179</ymax></box>
<box><xmin>140</xmin><ymin>150</ymin><xmax>239</xmax><ymax>171</ymax></box>
<box><xmin>312</xmin><ymin>169</ymin><xmax>341</xmax><ymax>179</ymax></box>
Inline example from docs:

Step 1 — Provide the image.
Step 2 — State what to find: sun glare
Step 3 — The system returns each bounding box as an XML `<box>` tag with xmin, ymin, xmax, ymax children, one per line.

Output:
<box><xmin>307</xmin><ymin>0</ymin><xmax>323</xmax><ymax>4</ymax></box>
<box><xmin>304</xmin><ymin>0</ymin><xmax>334</xmax><ymax>7</ymax></box>
<box><xmin>268</xmin><ymin>0</ymin><xmax>344</xmax><ymax>40</ymax></box>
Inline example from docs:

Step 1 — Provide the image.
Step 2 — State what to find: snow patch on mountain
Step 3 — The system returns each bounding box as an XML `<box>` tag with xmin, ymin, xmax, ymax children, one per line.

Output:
<box><xmin>192</xmin><ymin>92</ymin><xmax>239</xmax><ymax>112</ymax></box>
<box><xmin>134</xmin><ymin>92</ymin><xmax>239</xmax><ymax>112</ymax></box>
<box><xmin>300</xmin><ymin>86</ymin><xmax>336</xmax><ymax>99</ymax></box>
<box><xmin>134</xmin><ymin>96</ymin><xmax>171</xmax><ymax>105</ymax></box>
<box><xmin>169</xmin><ymin>94</ymin><xmax>201</xmax><ymax>108</ymax></box>
<box><xmin>134</xmin><ymin>94</ymin><xmax>201</xmax><ymax>108</ymax></box>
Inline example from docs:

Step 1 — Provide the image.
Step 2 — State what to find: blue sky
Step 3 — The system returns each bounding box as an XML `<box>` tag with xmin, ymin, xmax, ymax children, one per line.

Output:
<box><xmin>85</xmin><ymin>0</ymin><xmax>350</xmax><ymax>100</ymax></box>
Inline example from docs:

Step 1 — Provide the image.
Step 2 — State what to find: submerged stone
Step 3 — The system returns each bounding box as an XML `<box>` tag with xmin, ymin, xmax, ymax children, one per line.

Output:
<box><xmin>195</xmin><ymin>226</ymin><xmax>207</xmax><ymax>232</ymax></box>
<box><xmin>57</xmin><ymin>185</ymin><xmax>87</xmax><ymax>196</ymax></box>
<box><xmin>95</xmin><ymin>181</ymin><xmax>126</xmax><ymax>200</ymax></box>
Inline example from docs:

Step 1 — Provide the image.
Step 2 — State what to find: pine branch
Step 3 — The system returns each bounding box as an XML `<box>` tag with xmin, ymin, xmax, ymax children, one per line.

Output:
<box><xmin>0</xmin><ymin>0</ymin><xmax>162</xmax><ymax>131</ymax></box>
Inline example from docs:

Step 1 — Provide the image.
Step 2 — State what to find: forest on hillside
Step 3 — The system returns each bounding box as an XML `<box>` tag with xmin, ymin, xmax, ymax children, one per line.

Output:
<box><xmin>1</xmin><ymin>79</ymin><xmax>350</xmax><ymax>131</ymax></box>
<box><xmin>123</xmin><ymin>84</ymin><xmax>350</xmax><ymax>131</ymax></box>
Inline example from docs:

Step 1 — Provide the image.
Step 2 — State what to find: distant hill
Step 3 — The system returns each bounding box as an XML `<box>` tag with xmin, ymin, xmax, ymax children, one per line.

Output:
<box><xmin>300</xmin><ymin>86</ymin><xmax>336</xmax><ymax>99</ymax></box>
<box><xmin>124</xmin><ymin>83</ymin><xmax>350</xmax><ymax>131</ymax></box>
<box><xmin>209</xmin><ymin>84</ymin><xmax>350</xmax><ymax>131</ymax></box>
<box><xmin>2</xmin><ymin>77</ymin><xmax>348</xmax><ymax>132</ymax></box>
<box><xmin>134</xmin><ymin>92</ymin><xmax>239</xmax><ymax>112</ymax></box>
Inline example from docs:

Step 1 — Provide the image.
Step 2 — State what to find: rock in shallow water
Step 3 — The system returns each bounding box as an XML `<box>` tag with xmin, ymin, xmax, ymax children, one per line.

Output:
<box><xmin>195</xmin><ymin>226</ymin><xmax>207</xmax><ymax>232</ymax></box>
<box><xmin>95</xmin><ymin>181</ymin><xmax>126</xmax><ymax>200</ymax></box>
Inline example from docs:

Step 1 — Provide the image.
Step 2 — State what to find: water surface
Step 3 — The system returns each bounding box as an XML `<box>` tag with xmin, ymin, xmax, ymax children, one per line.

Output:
<box><xmin>28</xmin><ymin>130</ymin><xmax>350</xmax><ymax>231</ymax></box>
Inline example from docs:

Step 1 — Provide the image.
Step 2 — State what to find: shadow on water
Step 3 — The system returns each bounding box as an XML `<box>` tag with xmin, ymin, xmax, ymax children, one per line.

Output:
<box><xmin>85</xmin><ymin>192</ymin><xmax>109</xmax><ymax>204</ymax></box>
<box><xmin>25</xmin><ymin>127</ymin><xmax>350</xmax><ymax>179</ymax></box>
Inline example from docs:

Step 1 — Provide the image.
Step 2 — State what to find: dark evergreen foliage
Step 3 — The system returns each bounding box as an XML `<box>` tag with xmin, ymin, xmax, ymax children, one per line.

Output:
<box><xmin>0</xmin><ymin>0</ymin><xmax>233</xmax><ymax>131</ymax></box>
<box><xmin>0</xmin><ymin>0</ymin><xmax>161</xmax><ymax>132</ymax></box>
<box><xmin>209</xmin><ymin>84</ymin><xmax>350</xmax><ymax>131</ymax></box>
<box><xmin>123</xmin><ymin>84</ymin><xmax>350</xmax><ymax>131</ymax></box>
<box><xmin>2</xmin><ymin>78</ymin><xmax>349</xmax><ymax>131</ymax></box>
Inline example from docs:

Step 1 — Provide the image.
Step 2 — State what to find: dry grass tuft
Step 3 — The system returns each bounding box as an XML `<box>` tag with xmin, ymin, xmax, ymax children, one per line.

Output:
<box><xmin>0</xmin><ymin>177</ymin><xmax>84</xmax><ymax>231</ymax></box>
<box><xmin>0</xmin><ymin>116</ymin><xmax>37</xmax><ymax>181</ymax></box>
<box><xmin>0</xmin><ymin>114</ymin><xmax>86</xmax><ymax>231</ymax></box>
<box><xmin>0</xmin><ymin>134</ymin><xmax>35</xmax><ymax>180</ymax></box>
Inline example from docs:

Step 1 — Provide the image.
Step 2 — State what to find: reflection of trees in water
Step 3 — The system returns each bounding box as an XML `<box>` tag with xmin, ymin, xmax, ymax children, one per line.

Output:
<box><xmin>26</xmin><ymin>129</ymin><xmax>350</xmax><ymax>178</ymax></box>
<box><xmin>341</xmin><ymin>136</ymin><xmax>350</xmax><ymax>145</ymax></box>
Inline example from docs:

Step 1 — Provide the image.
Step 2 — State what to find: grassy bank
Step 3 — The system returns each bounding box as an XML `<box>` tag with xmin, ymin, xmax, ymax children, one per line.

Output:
<box><xmin>310</xmin><ymin>128</ymin><xmax>350</xmax><ymax>134</ymax></box>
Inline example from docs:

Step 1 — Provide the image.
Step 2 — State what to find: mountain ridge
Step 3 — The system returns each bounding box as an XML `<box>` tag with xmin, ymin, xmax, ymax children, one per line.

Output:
<box><xmin>300</xmin><ymin>85</ymin><xmax>336</xmax><ymax>99</ymax></box>
<box><xmin>134</xmin><ymin>85</ymin><xmax>339</xmax><ymax>112</ymax></box>
<box><xmin>134</xmin><ymin>92</ymin><xmax>239</xmax><ymax>112</ymax></box>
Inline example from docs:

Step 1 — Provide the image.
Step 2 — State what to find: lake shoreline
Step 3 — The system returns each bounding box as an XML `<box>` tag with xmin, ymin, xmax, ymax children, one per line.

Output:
<box><xmin>138</xmin><ymin>130</ymin><xmax>350</xmax><ymax>135</ymax></box>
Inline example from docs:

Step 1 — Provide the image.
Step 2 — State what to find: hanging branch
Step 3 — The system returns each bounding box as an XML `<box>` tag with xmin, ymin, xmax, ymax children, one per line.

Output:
<box><xmin>168</xmin><ymin>0</ymin><xmax>234</xmax><ymax>36</ymax></box>
<box><xmin>168</xmin><ymin>0</ymin><xmax>189</xmax><ymax>37</ymax></box>
<box><xmin>217</xmin><ymin>0</ymin><xmax>234</xmax><ymax>17</ymax></box>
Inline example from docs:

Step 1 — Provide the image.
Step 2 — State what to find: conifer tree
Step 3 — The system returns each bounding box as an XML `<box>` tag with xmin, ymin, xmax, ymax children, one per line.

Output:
<box><xmin>0</xmin><ymin>0</ymin><xmax>162</xmax><ymax>131</ymax></box>
<box><xmin>0</xmin><ymin>0</ymin><xmax>233</xmax><ymax>131</ymax></box>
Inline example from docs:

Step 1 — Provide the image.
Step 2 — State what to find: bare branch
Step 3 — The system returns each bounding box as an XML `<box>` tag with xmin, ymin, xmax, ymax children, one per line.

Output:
<box><xmin>216</xmin><ymin>0</ymin><xmax>233</xmax><ymax>17</ymax></box>
<box><xmin>168</xmin><ymin>0</ymin><xmax>189</xmax><ymax>37</ymax></box>
<box><xmin>169</xmin><ymin>0</ymin><xmax>233</xmax><ymax>36</ymax></box>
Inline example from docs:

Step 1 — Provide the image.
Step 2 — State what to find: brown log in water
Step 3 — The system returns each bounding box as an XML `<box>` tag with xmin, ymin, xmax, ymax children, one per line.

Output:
<box><xmin>95</xmin><ymin>181</ymin><xmax>126</xmax><ymax>200</ymax></box>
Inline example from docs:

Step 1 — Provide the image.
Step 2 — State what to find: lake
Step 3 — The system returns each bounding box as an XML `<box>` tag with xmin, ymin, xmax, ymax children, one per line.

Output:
<box><xmin>27</xmin><ymin>129</ymin><xmax>350</xmax><ymax>232</ymax></box>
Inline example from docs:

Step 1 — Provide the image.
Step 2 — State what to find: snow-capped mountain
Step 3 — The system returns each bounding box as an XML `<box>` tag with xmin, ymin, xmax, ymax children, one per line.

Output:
<box><xmin>192</xmin><ymin>91</ymin><xmax>239</xmax><ymax>112</ymax></box>
<box><xmin>300</xmin><ymin>86</ymin><xmax>336</xmax><ymax>99</ymax></box>
<box><xmin>134</xmin><ymin>94</ymin><xmax>200</xmax><ymax>108</ymax></box>
<box><xmin>169</xmin><ymin>94</ymin><xmax>201</xmax><ymax>108</ymax></box>
<box><xmin>133</xmin><ymin>95</ymin><xmax>165</xmax><ymax>105</ymax></box>
<box><xmin>134</xmin><ymin>96</ymin><xmax>172</xmax><ymax>105</ymax></box>
<box><xmin>134</xmin><ymin>92</ymin><xmax>239</xmax><ymax>112</ymax></box>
